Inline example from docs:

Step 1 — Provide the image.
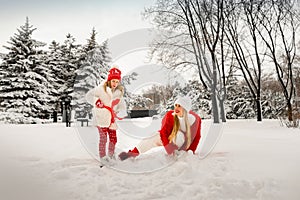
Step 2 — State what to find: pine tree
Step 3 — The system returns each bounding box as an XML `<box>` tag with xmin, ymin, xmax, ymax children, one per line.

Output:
<box><xmin>71</xmin><ymin>29</ymin><xmax>111</xmax><ymax>117</ymax></box>
<box><xmin>84</xmin><ymin>27</ymin><xmax>97</xmax><ymax>52</ymax></box>
<box><xmin>226</xmin><ymin>79</ymin><xmax>255</xmax><ymax>119</ymax></box>
<box><xmin>0</xmin><ymin>17</ymin><xmax>56</xmax><ymax>123</ymax></box>
<box><xmin>45</xmin><ymin>34</ymin><xmax>82</xmax><ymax>118</ymax></box>
<box><xmin>261</xmin><ymin>76</ymin><xmax>286</xmax><ymax>119</ymax></box>
<box><xmin>59</xmin><ymin>33</ymin><xmax>81</xmax><ymax>96</ymax></box>
<box><xmin>186</xmin><ymin>80</ymin><xmax>211</xmax><ymax>118</ymax></box>
<box><xmin>99</xmin><ymin>39</ymin><xmax>111</xmax><ymax>78</ymax></box>
<box><xmin>44</xmin><ymin>40</ymin><xmax>62</xmax><ymax>112</ymax></box>
<box><xmin>125</xmin><ymin>93</ymin><xmax>153</xmax><ymax>110</ymax></box>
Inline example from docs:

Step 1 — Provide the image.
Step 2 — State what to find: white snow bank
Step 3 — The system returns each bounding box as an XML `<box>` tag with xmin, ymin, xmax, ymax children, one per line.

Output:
<box><xmin>0</xmin><ymin>119</ymin><xmax>299</xmax><ymax>200</ymax></box>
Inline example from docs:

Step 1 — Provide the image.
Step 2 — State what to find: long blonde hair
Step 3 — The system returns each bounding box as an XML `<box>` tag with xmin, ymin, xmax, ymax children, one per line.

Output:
<box><xmin>168</xmin><ymin>109</ymin><xmax>191</xmax><ymax>150</ymax></box>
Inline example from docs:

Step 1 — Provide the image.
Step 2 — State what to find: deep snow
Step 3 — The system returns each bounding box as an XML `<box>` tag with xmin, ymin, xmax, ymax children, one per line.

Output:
<box><xmin>0</xmin><ymin>119</ymin><xmax>299</xmax><ymax>200</ymax></box>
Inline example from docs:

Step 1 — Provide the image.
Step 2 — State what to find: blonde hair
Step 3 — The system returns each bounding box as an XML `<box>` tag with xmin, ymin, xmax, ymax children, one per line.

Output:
<box><xmin>103</xmin><ymin>80</ymin><xmax>124</xmax><ymax>95</ymax></box>
<box><xmin>168</xmin><ymin>109</ymin><xmax>191</xmax><ymax>150</ymax></box>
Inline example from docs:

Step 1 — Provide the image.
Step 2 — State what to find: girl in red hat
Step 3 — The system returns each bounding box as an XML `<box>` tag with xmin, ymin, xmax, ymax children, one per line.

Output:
<box><xmin>118</xmin><ymin>96</ymin><xmax>201</xmax><ymax>161</ymax></box>
<box><xmin>86</xmin><ymin>66</ymin><xmax>127</xmax><ymax>162</ymax></box>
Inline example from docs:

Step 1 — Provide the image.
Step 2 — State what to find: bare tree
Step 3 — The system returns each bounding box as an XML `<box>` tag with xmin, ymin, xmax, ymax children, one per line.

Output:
<box><xmin>144</xmin><ymin>0</ymin><xmax>300</xmax><ymax>123</ymax></box>
<box><xmin>178</xmin><ymin>0</ymin><xmax>230</xmax><ymax>123</ymax></box>
<box><xmin>144</xmin><ymin>0</ymin><xmax>232</xmax><ymax>123</ymax></box>
<box><xmin>223</xmin><ymin>0</ymin><xmax>269</xmax><ymax>121</ymax></box>
<box><xmin>257</xmin><ymin>0</ymin><xmax>299</xmax><ymax>121</ymax></box>
<box><xmin>144</xmin><ymin>0</ymin><xmax>208</xmax><ymax>88</ymax></box>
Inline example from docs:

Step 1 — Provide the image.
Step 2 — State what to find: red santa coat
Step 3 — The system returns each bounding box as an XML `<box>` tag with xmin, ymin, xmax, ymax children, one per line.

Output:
<box><xmin>159</xmin><ymin>110</ymin><xmax>201</xmax><ymax>154</ymax></box>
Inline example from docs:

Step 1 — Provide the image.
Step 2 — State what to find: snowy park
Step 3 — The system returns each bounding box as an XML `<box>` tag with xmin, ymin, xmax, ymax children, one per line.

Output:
<box><xmin>1</xmin><ymin>0</ymin><xmax>300</xmax><ymax>200</ymax></box>
<box><xmin>0</xmin><ymin>119</ymin><xmax>300</xmax><ymax>200</ymax></box>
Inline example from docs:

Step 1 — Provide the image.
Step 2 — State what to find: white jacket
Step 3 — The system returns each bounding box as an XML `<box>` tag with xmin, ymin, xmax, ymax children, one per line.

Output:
<box><xmin>85</xmin><ymin>81</ymin><xmax>127</xmax><ymax>129</ymax></box>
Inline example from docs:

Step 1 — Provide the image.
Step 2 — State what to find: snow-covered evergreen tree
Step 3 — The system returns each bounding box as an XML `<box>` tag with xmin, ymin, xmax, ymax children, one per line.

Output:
<box><xmin>226</xmin><ymin>78</ymin><xmax>255</xmax><ymax>119</ymax></box>
<box><xmin>0</xmin><ymin>53</ymin><xmax>4</xmax><ymax>63</ymax></box>
<box><xmin>260</xmin><ymin>77</ymin><xmax>286</xmax><ymax>119</ymax></box>
<box><xmin>225</xmin><ymin>76</ymin><xmax>285</xmax><ymax>119</ymax></box>
<box><xmin>59</xmin><ymin>33</ymin><xmax>81</xmax><ymax>96</ymax></box>
<box><xmin>46</xmin><ymin>40</ymin><xmax>63</xmax><ymax>105</ymax></box>
<box><xmin>71</xmin><ymin>28</ymin><xmax>110</xmax><ymax>117</ymax></box>
<box><xmin>0</xmin><ymin>17</ymin><xmax>56</xmax><ymax>123</ymax></box>
<box><xmin>186</xmin><ymin>80</ymin><xmax>211</xmax><ymax>119</ymax></box>
<box><xmin>99</xmin><ymin>40</ymin><xmax>111</xmax><ymax>75</ymax></box>
<box><xmin>125</xmin><ymin>93</ymin><xmax>153</xmax><ymax>110</ymax></box>
<box><xmin>45</xmin><ymin>34</ymin><xmax>82</xmax><ymax>118</ymax></box>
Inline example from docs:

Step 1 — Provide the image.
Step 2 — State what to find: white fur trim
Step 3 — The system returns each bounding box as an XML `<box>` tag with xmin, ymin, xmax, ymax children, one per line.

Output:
<box><xmin>176</xmin><ymin>113</ymin><xmax>195</xmax><ymax>132</ymax></box>
<box><xmin>92</xmin><ymin>107</ymin><xmax>111</xmax><ymax>127</ymax></box>
<box><xmin>86</xmin><ymin>82</ymin><xmax>112</xmax><ymax>106</ymax></box>
<box><xmin>112</xmin><ymin>88</ymin><xmax>123</xmax><ymax>99</ymax></box>
<box><xmin>173</xmin><ymin>130</ymin><xmax>185</xmax><ymax>148</ymax></box>
<box><xmin>188</xmin><ymin>114</ymin><xmax>195</xmax><ymax>125</ymax></box>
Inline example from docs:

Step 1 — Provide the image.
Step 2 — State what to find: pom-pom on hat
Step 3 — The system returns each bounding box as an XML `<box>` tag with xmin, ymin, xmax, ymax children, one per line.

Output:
<box><xmin>107</xmin><ymin>66</ymin><xmax>122</xmax><ymax>81</ymax></box>
<box><xmin>174</xmin><ymin>95</ymin><xmax>192</xmax><ymax>112</ymax></box>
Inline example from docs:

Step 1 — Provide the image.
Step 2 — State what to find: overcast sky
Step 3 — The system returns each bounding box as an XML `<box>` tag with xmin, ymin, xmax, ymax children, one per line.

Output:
<box><xmin>0</xmin><ymin>0</ymin><xmax>197</xmax><ymax>85</ymax></box>
<box><xmin>0</xmin><ymin>0</ymin><xmax>156</xmax><ymax>53</ymax></box>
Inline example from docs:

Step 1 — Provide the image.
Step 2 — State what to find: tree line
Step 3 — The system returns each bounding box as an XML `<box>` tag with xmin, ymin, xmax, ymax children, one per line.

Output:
<box><xmin>143</xmin><ymin>0</ymin><xmax>300</xmax><ymax>124</ymax></box>
<box><xmin>1</xmin><ymin>1</ymin><xmax>300</xmax><ymax>126</ymax></box>
<box><xmin>0</xmin><ymin>17</ymin><xmax>153</xmax><ymax>123</ymax></box>
<box><xmin>0</xmin><ymin>17</ymin><xmax>110</xmax><ymax>123</ymax></box>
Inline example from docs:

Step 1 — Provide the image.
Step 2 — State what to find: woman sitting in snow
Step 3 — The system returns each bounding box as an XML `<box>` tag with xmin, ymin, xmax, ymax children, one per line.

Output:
<box><xmin>118</xmin><ymin>96</ymin><xmax>201</xmax><ymax>161</ymax></box>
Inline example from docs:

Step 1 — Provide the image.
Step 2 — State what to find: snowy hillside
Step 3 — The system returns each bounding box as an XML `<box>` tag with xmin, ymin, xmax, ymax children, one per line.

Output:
<box><xmin>0</xmin><ymin>119</ymin><xmax>299</xmax><ymax>200</ymax></box>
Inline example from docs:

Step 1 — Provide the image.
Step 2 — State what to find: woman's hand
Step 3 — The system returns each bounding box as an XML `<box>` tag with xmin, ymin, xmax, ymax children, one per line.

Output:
<box><xmin>95</xmin><ymin>99</ymin><xmax>104</xmax><ymax>108</ymax></box>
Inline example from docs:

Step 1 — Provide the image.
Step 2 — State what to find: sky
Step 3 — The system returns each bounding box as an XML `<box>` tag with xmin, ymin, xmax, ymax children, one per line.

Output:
<box><xmin>0</xmin><ymin>0</ymin><xmax>156</xmax><ymax>53</ymax></box>
<box><xmin>0</xmin><ymin>0</ymin><xmax>197</xmax><ymax>86</ymax></box>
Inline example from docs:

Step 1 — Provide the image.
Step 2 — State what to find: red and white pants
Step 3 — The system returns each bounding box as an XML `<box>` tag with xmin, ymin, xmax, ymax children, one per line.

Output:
<box><xmin>97</xmin><ymin>126</ymin><xmax>117</xmax><ymax>158</ymax></box>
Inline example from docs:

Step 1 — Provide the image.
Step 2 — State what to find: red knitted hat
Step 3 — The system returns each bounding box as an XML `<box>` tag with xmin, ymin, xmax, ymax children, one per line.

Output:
<box><xmin>107</xmin><ymin>67</ymin><xmax>121</xmax><ymax>81</ymax></box>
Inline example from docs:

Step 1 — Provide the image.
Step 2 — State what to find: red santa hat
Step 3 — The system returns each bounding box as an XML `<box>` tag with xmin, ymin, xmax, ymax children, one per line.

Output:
<box><xmin>107</xmin><ymin>66</ymin><xmax>122</xmax><ymax>81</ymax></box>
<box><xmin>174</xmin><ymin>95</ymin><xmax>192</xmax><ymax>112</ymax></box>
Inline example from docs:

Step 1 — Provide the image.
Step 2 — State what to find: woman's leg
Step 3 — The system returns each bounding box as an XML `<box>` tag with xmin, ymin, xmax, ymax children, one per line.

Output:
<box><xmin>108</xmin><ymin>129</ymin><xmax>117</xmax><ymax>158</ymax></box>
<box><xmin>136</xmin><ymin>133</ymin><xmax>162</xmax><ymax>154</ymax></box>
<box><xmin>119</xmin><ymin>133</ymin><xmax>162</xmax><ymax>160</ymax></box>
<box><xmin>97</xmin><ymin>126</ymin><xmax>108</xmax><ymax>158</ymax></box>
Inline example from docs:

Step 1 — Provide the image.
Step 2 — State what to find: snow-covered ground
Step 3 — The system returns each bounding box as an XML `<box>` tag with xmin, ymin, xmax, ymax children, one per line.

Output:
<box><xmin>0</xmin><ymin>119</ymin><xmax>299</xmax><ymax>200</ymax></box>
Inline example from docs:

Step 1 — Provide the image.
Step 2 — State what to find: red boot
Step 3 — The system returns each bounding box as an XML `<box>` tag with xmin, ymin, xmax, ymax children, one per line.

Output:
<box><xmin>118</xmin><ymin>147</ymin><xmax>139</xmax><ymax>161</ymax></box>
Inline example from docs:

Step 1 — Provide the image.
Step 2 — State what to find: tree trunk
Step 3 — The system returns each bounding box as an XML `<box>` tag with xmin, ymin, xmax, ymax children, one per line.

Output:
<box><xmin>256</xmin><ymin>98</ymin><xmax>262</xmax><ymax>122</ymax></box>
<box><xmin>219</xmin><ymin>98</ymin><xmax>226</xmax><ymax>122</ymax></box>
<box><xmin>287</xmin><ymin>102</ymin><xmax>293</xmax><ymax>121</ymax></box>
<box><xmin>211</xmin><ymin>91</ymin><xmax>220</xmax><ymax>123</ymax></box>
<box><xmin>212</xmin><ymin>61</ymin><xmax>220</xmax><ymax>123</ymax></box>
